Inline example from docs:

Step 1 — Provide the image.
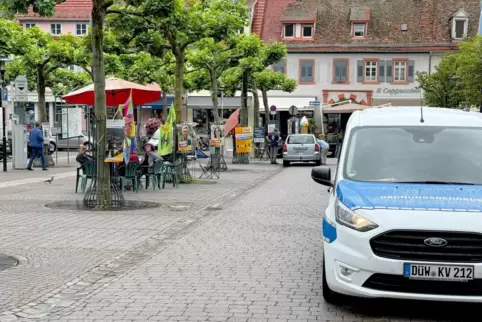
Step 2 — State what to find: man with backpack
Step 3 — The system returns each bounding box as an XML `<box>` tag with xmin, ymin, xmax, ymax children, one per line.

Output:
<box><xmin>266</xmin><ymin>128</ymin><xmax>281</xmax><ymax>165</ymax></box>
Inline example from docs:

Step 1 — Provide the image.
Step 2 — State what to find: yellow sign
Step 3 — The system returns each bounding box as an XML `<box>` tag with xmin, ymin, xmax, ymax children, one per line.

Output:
<box><xmin>235</xmin><ymin>127</ymin><xmax>253</xmax><ymax>153</ymax></box>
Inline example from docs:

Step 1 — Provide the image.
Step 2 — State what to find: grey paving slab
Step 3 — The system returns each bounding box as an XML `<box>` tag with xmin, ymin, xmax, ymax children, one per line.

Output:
<box><xmin>1</xmin><ymin>158</ymin><xmax>480</xmax><ymax>322</ymax></box>
<box><xmin>0</xmin><ymin>159</ymin><xmax>282</xmax><ymax>317</ymax></box>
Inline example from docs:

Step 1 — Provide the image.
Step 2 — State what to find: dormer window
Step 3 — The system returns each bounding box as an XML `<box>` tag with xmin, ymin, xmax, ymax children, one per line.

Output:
<box><xmin>451</xmin><ymin>9</ymin><xmax>469</xmax><ymax>40</ymax></box>
<box><xmin>350</xmin><ymin>7</ymin><xmax>370</xmax><ymax>39</ymax></box>
<box><xmin>281</xmin><ymin>17</ymin><xmax>316</xmax><ymax>40</ymax></box>
<box><xmin>302</xmin><ymin>24</ymin><xmax>313</xmax><ymax>38</ymax></box>
<box><xmin>284</xmin><ymin>24</ymin><xmax>294</xmax><ymax>38</ymax></box>
<box><xmin>353</xmin><ymin>23</ymin><xmax>366</xmax><ymax>38</ymax></box>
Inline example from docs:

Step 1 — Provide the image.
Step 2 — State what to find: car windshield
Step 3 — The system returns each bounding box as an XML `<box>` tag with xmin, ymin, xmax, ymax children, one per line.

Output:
<box><xmin>287</xmin><ymin>135</ymin><xmax>314</xmax><ymax>144</ymax></box>
<box><xmin>343</xmin><ymin>126</ymin><xmax>482</xmax><ymax>185</ymax></box>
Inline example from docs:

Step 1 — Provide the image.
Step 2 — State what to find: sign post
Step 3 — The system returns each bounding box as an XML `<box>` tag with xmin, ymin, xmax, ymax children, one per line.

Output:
<box><xmin>14</xmin><ymin>75</ymin><xmax>28</xmax><ymax>102</ymax></box>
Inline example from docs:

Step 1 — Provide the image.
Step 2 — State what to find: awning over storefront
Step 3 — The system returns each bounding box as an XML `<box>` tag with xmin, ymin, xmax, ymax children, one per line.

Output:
<box><xmin>371</xmin><ymin>97</ymin><xmax>424</xmax><ymax>106</ymax></box>
<box><xmin>322</xmin><ymin>103</ymin><xmax>371</xmax><ymax>114</ymax></box>
<box><xmin>266</xmin><ymin>97</ymin><xmax>317</xmax><ymax>110</ymax></box>
<box><xmin>187</xmin><ymin>96</ymin><xmax>250</xmax><ymax>108</ymax></box>
<box><xmin>140</xmin><ymin>96</ymin><xmax>174</xmax><ymax>110</ymax></box>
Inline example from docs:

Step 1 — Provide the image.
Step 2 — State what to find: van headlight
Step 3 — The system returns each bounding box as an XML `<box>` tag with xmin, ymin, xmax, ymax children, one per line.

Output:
<box><xmin>335</xmin><ymin>200</ymin><xmax>378</xmax><ymax>232</ymax></box>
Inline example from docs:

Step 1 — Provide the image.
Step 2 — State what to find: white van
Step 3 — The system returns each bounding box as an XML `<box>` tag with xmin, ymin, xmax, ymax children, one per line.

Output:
<box><xmin>312</xmin><ymin>107</ymin><xmax>482</xmax><ymax>303</ymax></box>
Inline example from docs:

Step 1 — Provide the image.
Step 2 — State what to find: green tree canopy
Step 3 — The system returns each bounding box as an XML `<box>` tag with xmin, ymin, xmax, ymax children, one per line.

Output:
<box><xmin>4</xmin><ymin>24</ymin><xmax>84</xmax><ymax>121</ymax></box>
<box><xmin>107</xmin><ymin>0</ymin><xmax>249</xmax><ymax>121</ymax></box>
<box><xmin>417</xmin><ymin>54</ymin><xmax>464</xmax><ymax>108</ymax></box>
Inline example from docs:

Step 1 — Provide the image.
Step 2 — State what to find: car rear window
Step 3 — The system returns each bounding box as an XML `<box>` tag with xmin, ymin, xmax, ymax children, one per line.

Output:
<box><xmin>287</xmin><ymin>135</ymin><xmax>315</xmax><ymax>144</ymax></box>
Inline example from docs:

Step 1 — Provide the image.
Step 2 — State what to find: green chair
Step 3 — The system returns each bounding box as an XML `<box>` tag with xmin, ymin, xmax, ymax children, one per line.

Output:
<box><xmin>161</xmin><ymin>159</ymin><xmax>182</xmax><ymax>189</ymax></box>
<box><xmin>76</xmin><ymin>161</ymin><xmax>96</xmax><ymax>193</ymax></box>
<box><xmin>145</xmin><ymin>161</ymin><xmax>163</xmax><ymax>190</ymax></box>
<box><xmin>120</xmin><ymin>163</ymin><xmax>140</xmax><ymax>193</ymax></box>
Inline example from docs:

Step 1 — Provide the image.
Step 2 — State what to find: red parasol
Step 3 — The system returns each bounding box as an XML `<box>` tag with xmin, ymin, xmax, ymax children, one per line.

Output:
<box><xmin>62</xmin><ymin>77</ymin><xmax>162</xmax><ymax>106</ymax></box>
<box><xmin>224</xmin><ymin>108</ymin><xmax>240</xmax><ymax>136</ymax></box>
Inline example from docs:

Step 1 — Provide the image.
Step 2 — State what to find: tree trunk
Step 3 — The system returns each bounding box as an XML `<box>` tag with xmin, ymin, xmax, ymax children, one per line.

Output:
<box><xmin>92</xmin><ymin>0</ymin><xmax>110</xmax><ymax>208</ymax></box>
<box><xmin>36</xmin><ymin>65</ymin><xmax>54</xmax><ymax>167</ymax></box>
<box><xmin>251</xmin><ymin>84</ymin><xmax>260</xmax><ymax>128</ymax></box>
<box><xmin>174</xmin><ymin>49</ymin><xmax>185</xmax><ymax>122</ymax></box>
<box><xmin>162</xmin><ymin>93</ymin><xmax>168</xmax><ymax>121</ymax></box>
<box><xmin>37</xmin><ymin>65</ymin><xmax>47</xmax><ymax>122</ymax></box>
<box><xmin>173</xmin><ymin>49</ymin><xmax>185</xmax><ymax>161</ymax></box>
<box><xmin>210</xmin><ymin>69</ymin><xmax>219</xmax><ymax>125</ymax></box>
<box><xmin>232</xmin><ymin>71</ymin><xmax>249</xmax><ymax>164</ymax></box>
<box><xmin>261</xmin><ymin>88</ymin><xmax>269</xmax><ymax>133</ymax></box>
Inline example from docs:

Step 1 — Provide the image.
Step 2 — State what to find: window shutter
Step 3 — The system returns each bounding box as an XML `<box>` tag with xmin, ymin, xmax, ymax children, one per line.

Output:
<box><xmin>408</xmin><ymin>60</ymin><xmax>415</xmax><ymax>82</ymax></box>
<box><xmin>340</xmin><ymin>60</ymin><xmax>347</xmax><ymax>83</ymax></box>
<box><xmin>379</xmin><ymin>60</ymin><xmax>385</xmax><ymax>83</ymax></box>
<box><xmin>357</xmin><ymin>60</ymin><xmax>364</xmax><ymax>82</ymax></box>
<box><xmin>386</xmin><ymin>60</ymin><xmax>393</xmax><ymax>83</ymax></box>
<box><xmin>334</xmin><ymin>61</ymin><xmax>341</xmax><ymax>82</ymax></box>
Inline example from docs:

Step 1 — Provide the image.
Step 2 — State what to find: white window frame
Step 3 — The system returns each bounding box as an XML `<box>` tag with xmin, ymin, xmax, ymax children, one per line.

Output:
<box><xmin>452</xmin><ymin>18</ymin><xmax>468</xmax><ymax>39</ymax></box>
<box><xmin>353</xmin><ymin>23</ymin><xmax>366</xmax><ymax>38</ymax></box>
<box><xmin>76</xmin><ymin>23</ymin><xmax>88</xmax><ymax>35</ymax></box>
<box><xmin>393</xmin><ymin>61</ymin><xmax>407</xmax><ymax>82</ymax></box>
<box><xmin>301</xmin><ymin>24</ymin><xmax>313</xmax><ymax>38</ymax></box>
<box><xmin>364</xmin><ymin>61</ymin><xmax>377</xmax><ymax>82</ymax></box>
<box><xmin>50</xmin><ymin>23</ymin><xmax>62</xmax><ymax>35</ymax></box>
<box><xmin>25</xmin><ymin>23</ymin><xmax>36</xmax><ymax>28</ymax></box>
<box><xmin>283</xmin><ymin>23</ymin><xmax>295</xmax><ymax>38</ymax></box>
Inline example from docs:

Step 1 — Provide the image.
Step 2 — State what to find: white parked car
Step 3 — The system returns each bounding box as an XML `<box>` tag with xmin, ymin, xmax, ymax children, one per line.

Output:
<box><xmin>312</xmin><ymin>107</ymin><xmax>482</xmax><ymax>303</ymax></box>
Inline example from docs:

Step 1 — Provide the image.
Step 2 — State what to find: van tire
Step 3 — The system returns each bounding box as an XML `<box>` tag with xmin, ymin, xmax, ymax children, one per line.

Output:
<box><xmin>322</xmin><ymin>258</ymin><xmax>344</xmax><ymax>305</ymax></box>
<box><xmin>283</xmin><ymin>161</ymin><xmax>290</xmax><ymax>167</ymax></box>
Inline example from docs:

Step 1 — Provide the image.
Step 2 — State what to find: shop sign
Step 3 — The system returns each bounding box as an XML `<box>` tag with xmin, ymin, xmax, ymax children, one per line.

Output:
<box><xmin>376</xmin><ymin>88</ymin><xmax>421</xmax><ymax>95</ymax></box>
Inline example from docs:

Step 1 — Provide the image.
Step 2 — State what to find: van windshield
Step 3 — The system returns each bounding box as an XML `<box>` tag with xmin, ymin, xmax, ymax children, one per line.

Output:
<box><xmin>287</xmin><ymin>135</ymin><xmax>315</xmax><ymax>144</ymax></box>
<box><xmin>343</xmin><ymin>126</ymin><xmax>482</xmax><ymax>185</ymax></box>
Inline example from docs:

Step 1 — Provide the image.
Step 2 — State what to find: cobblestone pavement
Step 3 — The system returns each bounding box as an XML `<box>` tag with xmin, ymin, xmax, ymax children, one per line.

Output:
<box><xmin>0</xmin><ymin>159</ymin><xmax>282</xmax><ymax>320</ymax></box>
<box><xmin>0</xmin><ymin>159</ymin><xmax>479</xmax><ymax>322</ymax></box>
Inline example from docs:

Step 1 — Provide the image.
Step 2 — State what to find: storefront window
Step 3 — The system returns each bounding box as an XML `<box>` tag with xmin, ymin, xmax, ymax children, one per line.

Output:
<box><xmin>193</xmin><ymin>108</ymin><xmax>209</xmax><ymax>135</ymax></box>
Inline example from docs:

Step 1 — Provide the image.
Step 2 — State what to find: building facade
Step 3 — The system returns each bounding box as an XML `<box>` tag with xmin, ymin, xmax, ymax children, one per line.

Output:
<box><xmin>253</xmin><ymin>0</ymin><xmax>480</xmax><ymax>133</ymax></box>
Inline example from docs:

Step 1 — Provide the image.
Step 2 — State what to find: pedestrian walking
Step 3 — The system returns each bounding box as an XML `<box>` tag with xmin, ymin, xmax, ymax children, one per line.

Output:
<box><xmin>266</xmin><ymin>128</ymin><xmax>281</xmax><ymax>164</ymax></box>
<box><xmin>27</xmin><ymin>122</ymin><xmax>47</xmax><ymax>171</ymax></box>
<box><xmin>317</xmin><ymin>135</ymin><xmax>330</xmax><ymax>165</ymax></box>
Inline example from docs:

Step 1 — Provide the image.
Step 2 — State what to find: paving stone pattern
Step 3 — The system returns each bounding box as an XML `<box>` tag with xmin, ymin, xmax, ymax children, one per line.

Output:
<box><xmin>0</xmin><ymin>161</ymin><xmax>282</xmax><ymax>319</ymax></box>
<box><xmin>0</xmin><ymin>159</ymin><xmax>480</xmax><ymax>322</ymax></box>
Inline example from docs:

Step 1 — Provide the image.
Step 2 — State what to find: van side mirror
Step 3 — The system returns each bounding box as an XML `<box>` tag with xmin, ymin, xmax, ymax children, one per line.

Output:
<box><xmin>311</xmin><ymin>167</ymin><xmax>333</xmax><ymax>187</ymax></box>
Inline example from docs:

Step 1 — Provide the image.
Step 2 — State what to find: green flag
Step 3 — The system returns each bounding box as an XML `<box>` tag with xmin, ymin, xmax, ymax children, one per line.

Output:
<box><xmin>158</xmin><ymin>105</ymin><xmax>175</xmax><ymax>156</ymax></box>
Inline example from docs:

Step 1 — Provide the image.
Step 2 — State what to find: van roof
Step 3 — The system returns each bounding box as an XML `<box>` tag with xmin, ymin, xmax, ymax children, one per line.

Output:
<box><xmin>350</xmin><ymin>107</ymin><xmax>482</xmax><ymax>128</ymax></box>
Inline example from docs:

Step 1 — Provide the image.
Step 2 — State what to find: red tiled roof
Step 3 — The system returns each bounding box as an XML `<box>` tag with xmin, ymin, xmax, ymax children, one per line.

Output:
<box><xmin>259</xmin><ymin>0</ymin><xmax>480</xmax><ymax>52</ymax></box>
<box><xmin>260</xmin><ymin>0</ymin><xmax>297</xmax><ymax>40</ymax></box>
<box><xmin>16</xmin><ymin>0</ymin><xmax>91</xmax><ymax>21</ymax></box>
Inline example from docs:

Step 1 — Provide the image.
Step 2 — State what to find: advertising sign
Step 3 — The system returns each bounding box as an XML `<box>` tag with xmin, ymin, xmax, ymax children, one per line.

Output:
<box><xmin>210</xmin><ymin>124</ymin><xmax>224</xmax><ymax>147</ymax></box>
<box><xmin>178</xmin><ymin>124</ymin><xmax>192</xmax><ymax>153</ymax></box>
<box><xmin>41</xmin><ymin>122</ymin><xmax>51</xmax><ymax>142</ymax></box>
<box><xmin>235</xmin><ymin>127</ymin><xmax>253</xmax><ymax>153</ymax></box>
<box><xmin>106</xmin><ymin>119</ymin><xmax>125</xmax><ymax>159</ymax></box>
<box><xmin>253</xmin><ymin>127</ymin><xmax>265</xmax><ymax>143</ymax></box>
<box><xmin>61</xmin><ymin>107</ymin><xmax>83</xmax><ymax>138</ymax></box>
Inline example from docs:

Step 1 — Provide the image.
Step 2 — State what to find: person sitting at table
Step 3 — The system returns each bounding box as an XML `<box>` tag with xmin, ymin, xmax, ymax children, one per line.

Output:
<box><xmin>76</xmin><ymin>144</ymin><xmax>93</xmax><ymax>165</ymax></box>
<box><xmin>140</xmin><ymin>143</ymin><xmax>162</xmax><ymax>177</ymax></box>
<box><xmin>117</xmin><ymin>151</ymin><xmax>140</xmax><ymax>177</ymax></box>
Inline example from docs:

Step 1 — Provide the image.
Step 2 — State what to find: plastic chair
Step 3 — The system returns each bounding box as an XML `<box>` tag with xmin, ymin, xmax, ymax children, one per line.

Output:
<box><xmin>76</xmin><ymin>161</ymin><xmax>96</xmax><ymax>193</ymax></box>
<box><xmin>145</xmin><ymin>161</ymin><xmax>163</xmax><ymax>190</ymax></box>
<box><xmin>161</xmin><ymin>158</ymin><xmax>182</xmax><ymax>188</ymax></box>
<box><xmin>120</xmin><ymin>163</ymin><xmax>140</xmax><ymax>193</ymax></box>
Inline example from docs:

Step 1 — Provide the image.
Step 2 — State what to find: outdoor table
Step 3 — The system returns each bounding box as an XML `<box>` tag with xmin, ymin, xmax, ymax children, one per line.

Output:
<box><xmin>104</xmin><ymin>153</ymin><xmax>123</xmax><ymax>188</ymax></box>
